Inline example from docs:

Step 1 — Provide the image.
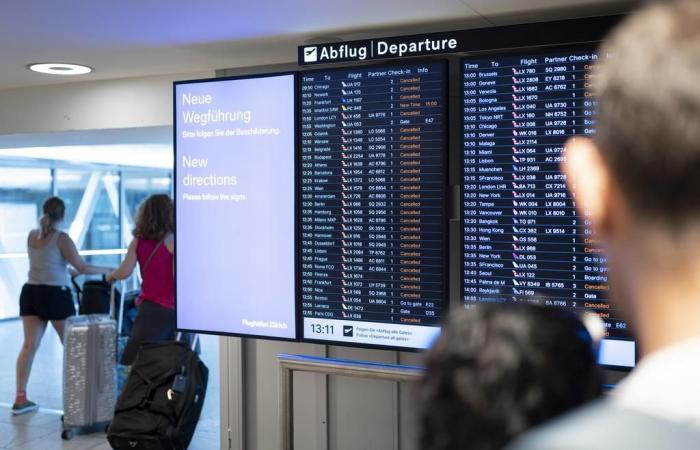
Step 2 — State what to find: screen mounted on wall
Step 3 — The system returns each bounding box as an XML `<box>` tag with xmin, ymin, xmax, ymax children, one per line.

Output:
<box><xmin>175</xmin><ymin>73</ymin><xmax>297</xmax><ymax>340</ymax></box>
<box><xmin>298</xmin><ymin>61</ymin><xmax>448</xmax><ymax>350</ymax></box>
<box><xmin>461</xmin><ymin>47</ymin><xmax>635</xmax><ymax>368</ymax></box>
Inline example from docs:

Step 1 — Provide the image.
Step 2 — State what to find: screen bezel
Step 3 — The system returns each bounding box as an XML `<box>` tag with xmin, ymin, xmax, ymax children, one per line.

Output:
<box><xmin>457</xmin><ymin>44</ymin><xmax>637</xmax><ymax>371</ymax></box>
<box><xmin>295</xmin><ymin>58</ymin><xmax>451</xmax><ymax>352</ymax></box>
<box><xmin>173</xmin><ymin>71</ymin><xmax>300</xmax><ymax>342</ymax></box>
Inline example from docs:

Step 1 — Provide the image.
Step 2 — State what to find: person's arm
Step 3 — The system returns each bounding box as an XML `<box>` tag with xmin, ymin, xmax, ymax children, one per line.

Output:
<box><xmin>58</xmin><ymin>232</ymin><xmax>113</xmax><ymax>275</ymax></box>
<box><xmin>106</xmin><ymin>238</ymin><xmax>138</xmax><ymax>283</ymax></box>
<box><xmin>164</xmin><ymin>233</ymin><xmax>174</xmax><ymax>254</ymax></box>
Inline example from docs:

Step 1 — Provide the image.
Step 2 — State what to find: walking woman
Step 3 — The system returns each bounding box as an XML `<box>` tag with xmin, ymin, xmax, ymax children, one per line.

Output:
<box><xmin>107</xmin><ymin>194</ymin><xmax>175</xmax><ymax>365</ymax></box>
<box><xmin>13</xmin><ymin>196</ymin><xmax>113</xmax><ymax>415</ymax></box>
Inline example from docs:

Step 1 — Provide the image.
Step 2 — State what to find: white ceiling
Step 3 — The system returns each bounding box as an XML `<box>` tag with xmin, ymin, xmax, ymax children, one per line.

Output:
<box><xmin>0</xmin><ymin>0</ymin><xmax>636</xmax><ymax>90</ymax></box>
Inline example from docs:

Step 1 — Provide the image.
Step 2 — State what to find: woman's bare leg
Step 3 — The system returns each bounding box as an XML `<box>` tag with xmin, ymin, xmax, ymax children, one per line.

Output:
<box><xmin>50</xmin><ymin>320</ymin><xmax>66</xmax><ymax>344</ymax></box>
<box><xmin>16</xmin><ymin>316</ymin><xmax>48</xmax><ymax>395</ymax></box>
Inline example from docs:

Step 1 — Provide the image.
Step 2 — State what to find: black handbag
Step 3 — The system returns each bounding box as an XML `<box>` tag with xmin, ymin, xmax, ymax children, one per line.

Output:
<box><xmin>107</xmin><ymin>339</ymin><xmax>208</xmax><ymax>450</ymax></box>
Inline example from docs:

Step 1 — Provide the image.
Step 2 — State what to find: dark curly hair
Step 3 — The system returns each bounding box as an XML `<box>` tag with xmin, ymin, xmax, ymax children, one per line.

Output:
<box><xmin>419</xmin><ymin>303</ymin><xmax>602</xmax><ymax>450</ymax></box>
<box><xmin>132</xmin><ymin>194</ymin><xmax>173</xmax><ymax>241</ymax></box>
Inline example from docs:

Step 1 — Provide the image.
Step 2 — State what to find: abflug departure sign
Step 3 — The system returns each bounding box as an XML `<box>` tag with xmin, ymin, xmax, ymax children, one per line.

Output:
<box><xmin>299</xmin><ymin>37</ymin><xmax>458</xmax><ymax>65</ymax></box>
<box><xmin>298</xmin><ymin>16</ymin><xmax>624</xmax><ymax>66</ymax></box>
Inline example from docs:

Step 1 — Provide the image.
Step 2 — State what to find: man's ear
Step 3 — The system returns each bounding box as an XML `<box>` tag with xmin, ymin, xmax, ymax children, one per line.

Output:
<box><xmin>562</xmin><ymin>137</ymin><xmax>613</xmax><ymax>238</ymax></box>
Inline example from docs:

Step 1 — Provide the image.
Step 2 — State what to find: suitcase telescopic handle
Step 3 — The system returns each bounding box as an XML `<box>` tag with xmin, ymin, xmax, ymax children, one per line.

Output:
<box><xmin>71</xmin><ymin>275</ymin><xmax>82</xmax><ymax>314</ymax></box>
<box><xmin>70</xmin><ymin>275</ymin><xmax>82</xmax><ymax>295</ymax></box>
<box><xmin>111</xmin><ymin>280</ymin><xmax>126</xmax><ymax>333</ymax></box>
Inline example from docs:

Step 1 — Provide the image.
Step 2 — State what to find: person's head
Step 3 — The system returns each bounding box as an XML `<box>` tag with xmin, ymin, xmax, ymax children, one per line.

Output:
<box><xmin>132</xmin><ymin>194</ymin><xmax>173</xmax><ymax>241</ymax></box>
<box><xmin>39</xmin><ymin>196</ymin><xmax>66</xmax><ymax>237</ymax></box>
<box><xmin>563</xmin><ymin>1</ymin><xmax>700</xmax><ymax>347</ymax></box>
<box><xmin>419</xmin><ymin>303</ymin><xmax>602</xmax><ymax>450</ymax></box>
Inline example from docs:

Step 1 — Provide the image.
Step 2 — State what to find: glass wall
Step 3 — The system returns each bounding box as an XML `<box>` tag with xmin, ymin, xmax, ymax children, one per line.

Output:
<box><xmin>0</xmin><ymin>159</ymin><xmax>171</xmax><ymax>319</ymax></box>
<box><xmin>124</xmin><ymin>171</ymin><xmax>172</xmax><ymax>216</ymax></box>
<box><xmin>0</xmin><ymin>168</ymin><xmax>53</xmax><ymax>318</ymax></box>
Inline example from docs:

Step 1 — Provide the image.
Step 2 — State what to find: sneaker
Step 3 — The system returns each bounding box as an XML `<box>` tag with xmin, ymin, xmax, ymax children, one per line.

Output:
<box><xmin>11</xmin><ymin>400</ymin><xmax>39</xmax><ymax>416</ymax></box>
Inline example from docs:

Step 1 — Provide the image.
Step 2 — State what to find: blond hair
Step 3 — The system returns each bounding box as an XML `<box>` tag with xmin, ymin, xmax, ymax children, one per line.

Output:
<box><xmin>39</xmin><ymin>196</ymin><xmax>65</xmax><ymax>238</ymax></box>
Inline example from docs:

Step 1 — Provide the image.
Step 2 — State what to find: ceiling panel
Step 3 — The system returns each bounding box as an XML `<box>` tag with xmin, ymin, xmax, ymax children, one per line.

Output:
<box><xmin>0</xmin><ymin>0</ymin><xmax>640</xmax><ymax>90</ymax></box>
<box><xmin>0</xmin><ymin>0</ymin><xmax>479</xmax><ymax>89</ymax></box>
<box><xmin>464</xmin><ymin>0</ymin><xmax>638</xmax><ymax>25</ymax></box>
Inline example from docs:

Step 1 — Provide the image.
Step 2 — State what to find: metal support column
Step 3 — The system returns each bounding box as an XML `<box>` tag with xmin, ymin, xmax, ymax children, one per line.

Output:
<box><xmin>277</xmin><ymin>353</ymin><xmax>424</xmax><ymax>450</ymax></box>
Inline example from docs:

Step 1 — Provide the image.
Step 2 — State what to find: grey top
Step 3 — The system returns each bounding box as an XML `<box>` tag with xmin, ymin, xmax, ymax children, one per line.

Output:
<box><xmin>27</xmin><ymin>230</ymin><xmax>70</xmax><ymax>287</ymax></box>
<box><xmin>506</xmin><ymin>400</ymin><xmax>700</xmax><ymax>450</ymax></box>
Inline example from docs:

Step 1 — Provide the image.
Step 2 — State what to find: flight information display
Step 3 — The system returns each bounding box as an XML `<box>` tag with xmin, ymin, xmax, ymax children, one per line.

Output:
<box><xmin>461</xmin><ymin>48</ymin><xmax>636</xmax><ymax>367</ymax></box>
<box><xmin>175</xmin><ymin>73</ymin><xmax>296</xmax><ymax>340</ymax></box>
<box><xmin>299</xmin><ymin>61</ymin><xmax>447</xmax><ymax>350</ymax></box>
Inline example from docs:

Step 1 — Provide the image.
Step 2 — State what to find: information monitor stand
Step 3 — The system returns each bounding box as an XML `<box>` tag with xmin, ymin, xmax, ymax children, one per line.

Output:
<box><xmin>277</xmin><ymin>353</ymin><xmax>425</xmax><ymax>450</ymax></box>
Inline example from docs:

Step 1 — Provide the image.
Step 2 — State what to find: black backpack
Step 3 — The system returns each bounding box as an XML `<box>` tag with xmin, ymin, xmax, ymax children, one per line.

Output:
<box><xmin>107</xmin><ymin>341</ymin><xmax>208</xmax><ymax>450</ymax></box>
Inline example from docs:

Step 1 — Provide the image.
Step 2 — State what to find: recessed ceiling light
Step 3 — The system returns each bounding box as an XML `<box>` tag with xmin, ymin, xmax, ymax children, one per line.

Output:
<box><xmin>28</xmin><ymin>63</ymin><xmax>92</xmax><ymax>76</ymax></box>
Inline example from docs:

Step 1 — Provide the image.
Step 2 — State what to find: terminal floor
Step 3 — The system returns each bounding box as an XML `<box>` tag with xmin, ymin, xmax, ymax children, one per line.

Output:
<box><xmin>0</xmin><ymin>319</ymin><xmax>220</xmax><ymax>449</ymax></box>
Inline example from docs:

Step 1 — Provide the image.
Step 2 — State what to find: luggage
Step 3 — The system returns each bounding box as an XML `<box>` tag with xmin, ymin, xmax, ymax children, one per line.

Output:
<box><xmin>62</xmin><ymin>314</ymin><xmax>118</xmax><ymax>440</ymax></box>
<box><xmin>72</xmin><ymin>276</ymin><xmax>119</xmax><ymax>315</ymax></box>
<box><xmin>107</xmin><ymin>336</ymin><xmax>208</xmax><ymax>450</ymax></box>
<box><xmin>114</xmin><ymin>283</ymin><xmax>134</xmax><ymax>394</ymax></box>
<box><xmin>116</xmin><ymin>338</ymin><xmax>130</xmax><ymax>395</ymax></box>
<box><xmin>119</xmin><ymin>289</ymin><xmax>140</xmax><ymax>337</ymax></box>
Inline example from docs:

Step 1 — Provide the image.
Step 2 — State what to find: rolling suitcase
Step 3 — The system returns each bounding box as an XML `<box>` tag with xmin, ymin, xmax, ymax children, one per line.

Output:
<box><xmin>62</xmin><ymin>314</ymin><xmax>118</xmax><ymax>440</ymax></box>
<box><xmin>107</xmin><ymin>335</ymin><xmax>208</xmax><ymax>450</ymax></box>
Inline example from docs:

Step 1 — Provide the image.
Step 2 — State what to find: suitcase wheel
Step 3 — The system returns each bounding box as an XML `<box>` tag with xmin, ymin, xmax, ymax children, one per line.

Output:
<box><xmin>61</xmin><ymin>429</ymin><xmax>73</xmax><ymax>440</ymax></box>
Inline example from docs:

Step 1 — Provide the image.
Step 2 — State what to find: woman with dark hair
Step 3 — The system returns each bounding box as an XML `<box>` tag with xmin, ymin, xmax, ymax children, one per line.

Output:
<box><xmin>419</xmin><ymin>303</ymin><xmax>603</xmax><ymax>450</ymax></box>
<box><xmin>13</xmin><ymin>196</ymin><xmax>113</xmax><ymax>415</ymax></box>
<box><xmin>107</xmin><ymin>194</ymin><xmax>175</xmax><ymax>365</ymax></box>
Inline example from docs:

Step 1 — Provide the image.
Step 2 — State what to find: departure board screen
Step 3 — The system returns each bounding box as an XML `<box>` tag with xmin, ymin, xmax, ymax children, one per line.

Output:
<box><xmin>299</xmin><ymin>61</ymin><xmax>447</xmax><ymax>350</ymax></box>
<box><xmin>461</xmin><ymin>48</ymin><xmax>636</xmax><ymax>368</ymax></box>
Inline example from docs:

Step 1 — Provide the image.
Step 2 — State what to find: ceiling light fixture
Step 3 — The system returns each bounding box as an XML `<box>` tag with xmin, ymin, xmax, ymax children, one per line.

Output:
<box><xmin>28</xmin><ymin>63</ymin><xmax>93</xmax><ymax>76</ymax></box>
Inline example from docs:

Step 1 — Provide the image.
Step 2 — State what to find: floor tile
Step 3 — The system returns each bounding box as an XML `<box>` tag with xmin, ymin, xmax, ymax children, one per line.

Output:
<box><xmin>0</xmin><ymin>419</ymin><xmax>56</xmax><ymax>448</ymax></box>
<box><xmin>7</xmin><ymin>432</ymin><xmax>108</xmax><ymax>450</ymax></box>
<box><xmin>0</xmin><ymin>408</ymin><xmax>63</xmax><ymax>431</ymax></box>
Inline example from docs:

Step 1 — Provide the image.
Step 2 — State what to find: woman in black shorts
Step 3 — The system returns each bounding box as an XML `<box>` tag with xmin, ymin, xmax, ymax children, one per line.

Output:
<box><xmin>13</xmin><ymin>197</ymin><xmax>113</xmax><ymax>415</ymax></box>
